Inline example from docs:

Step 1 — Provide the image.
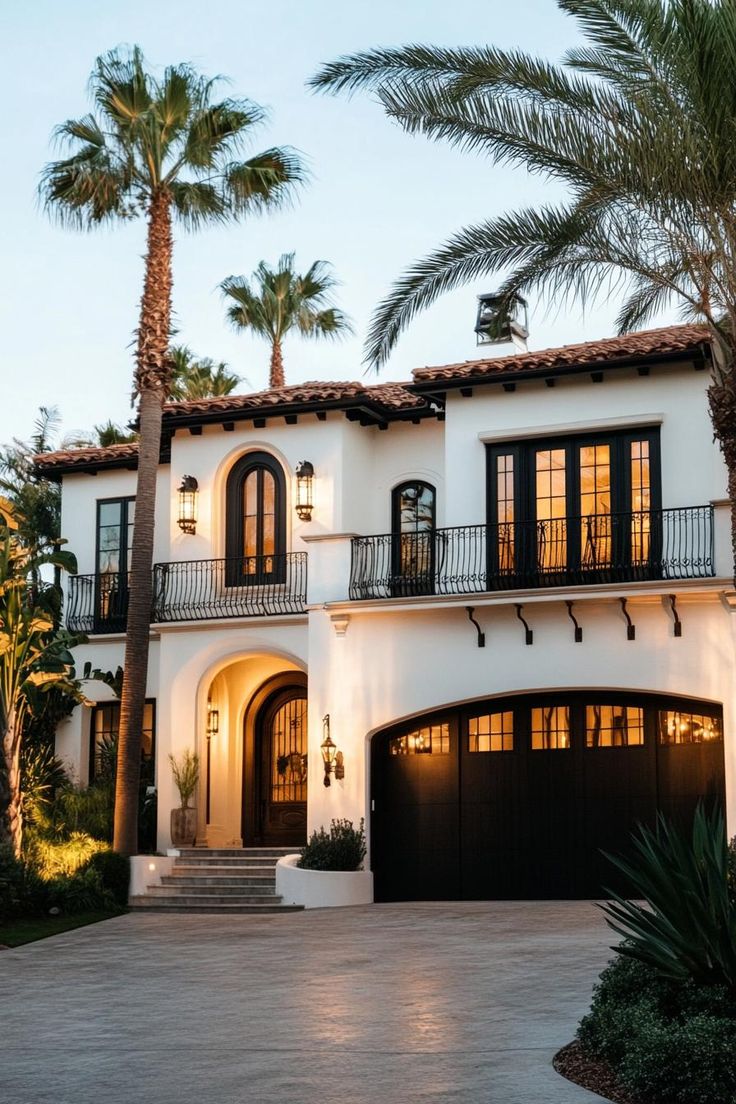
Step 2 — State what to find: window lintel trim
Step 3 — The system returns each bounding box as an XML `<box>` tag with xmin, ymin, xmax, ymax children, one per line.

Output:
<box><xmin>478</xmin><ymin>413</ymin><xmax>663</xmax><ymax>444</ymax></box>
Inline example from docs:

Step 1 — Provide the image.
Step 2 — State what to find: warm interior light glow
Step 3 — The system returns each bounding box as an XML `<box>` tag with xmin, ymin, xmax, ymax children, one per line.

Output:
<box><xmin>148</xmin><ymin>862</ymin><xmax>156</xmax><ymax>871</ymax></box>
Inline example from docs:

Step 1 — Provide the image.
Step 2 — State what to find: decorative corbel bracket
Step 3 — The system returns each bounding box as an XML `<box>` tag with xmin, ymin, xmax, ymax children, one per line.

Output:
<box><xmin>666</xmin><ymin>594</ymin><xmax>682</xmax><ymax>637</ymax></box>
<box><xmin>565</xmin><ymin>600</ymin><xmax>583</xmax><ymax>643</ymax></box>
<box><xmin>515</xmin><ymin>604</ymin><xmax>533</xmax><ymax>645</ymax></box>
<box><xmin>330</xmin><ymin>614</ymin><xmax>350</xmax><ymax>637</ymax></box>
<box><xmin>620</xmin><ymin>597</ymin><xmax>636</xmax><ymax>641</ymax></box>
<box><xmin>465</xmin><ymin>606</ymin><xmax>485</xmax><ymax>648</ymax></box>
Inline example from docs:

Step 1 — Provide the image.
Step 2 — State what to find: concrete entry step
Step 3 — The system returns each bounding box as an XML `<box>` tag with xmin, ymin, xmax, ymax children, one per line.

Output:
<box><xmin>133</xmin><ymin>846</ymin><xmax>300</xmax><ymax>914</ymax></box>
<box><xmin>128</xmin><ymin>896</ymin><xmax>303</xmax><ymax>914</ymax></box>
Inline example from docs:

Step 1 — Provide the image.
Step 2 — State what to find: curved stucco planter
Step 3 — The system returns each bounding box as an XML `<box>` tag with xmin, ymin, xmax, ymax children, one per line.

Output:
<box><xmin>276</xmin><ymin>854</ymin><xmax>374</xmax><ymax>909</ymax></box>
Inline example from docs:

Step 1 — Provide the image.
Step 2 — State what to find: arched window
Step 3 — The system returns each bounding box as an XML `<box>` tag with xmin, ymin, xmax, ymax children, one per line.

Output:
<box><xmin>391</xmin><ymin>481</ymin><xmax>436</xmax><ymax>595</ymax></box>
<box><xmin>226</xmin><ymin>452</ymin><xmax>286</xmax><ymax>585</ymax></box>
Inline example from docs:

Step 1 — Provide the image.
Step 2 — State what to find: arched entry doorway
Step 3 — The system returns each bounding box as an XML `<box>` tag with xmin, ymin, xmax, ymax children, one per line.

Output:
<box><xmin>243</xmin><ymin>673</ymin><xmax>308</xmax><ymax>846</ymax></box>
<box><xmin>371</xmin><ymin>690</ymin><xmax>725</xmax><ymax>901</ymax></box>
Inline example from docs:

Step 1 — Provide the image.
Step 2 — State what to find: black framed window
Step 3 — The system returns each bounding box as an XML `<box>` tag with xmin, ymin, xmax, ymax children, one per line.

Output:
<box><xmin>487</xmin><ymin>428</ymin><xmax>661</xmax><ymax>584</ymax></box>
<box><xmin>89</xmin><ymin>700</ymin><xmax>155</xmax><ymax>785</ymax></box>
<box><xmin>95</xmin><ymin>497</ymin><xmax>134</xmax><ymax>629</ymax></box>
<box><xmin>225</xmin><ymin>452</ymin><xmax>286</xmax><ymax>585</ymax></box>
<box><xmin>391</xmin><ymin>481</ymin><xmax>436</xmax><ymax>595</ymax></box>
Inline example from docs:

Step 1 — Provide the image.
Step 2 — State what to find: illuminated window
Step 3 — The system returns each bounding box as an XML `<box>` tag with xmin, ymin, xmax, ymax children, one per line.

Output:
<box><xmin>535</xmin><ymin>449</ymin><xmax>567</xmax><ymax>572</ymax></box>
<box><xmin>469</xmin><ymin>711</ymin><xmax>514</xmax><ymax>752</ymax></box>
<box><xmin>658</xmin><ymin>711</ymin><xmax>723</xmax><ymax>745</ymax></box>
<box><xmin>390</xmin><ymin>724</ymin><xmax>450</xmax><ymax>756</ymax></box>
<box><xmin>90</xmin><ymin>700</ymin><xmax>155</xmax><ymax>785</ymax></box>
<box><xmin>531</xmin><ymin>705</ymin><xmax>570</xmax><ymax>749</ymax></box>
<box><xmin>586</xmin><ymin>704</ymin><xmax>644</xmax><ymax>747</ymax></box>
<box><xmin>225</xmin><ymin>452</ymin><xmax>285</xmax><ymax>585</ymax></box>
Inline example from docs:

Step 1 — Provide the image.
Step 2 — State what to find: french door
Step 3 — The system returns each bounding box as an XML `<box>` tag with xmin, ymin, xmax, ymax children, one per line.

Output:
<box><xmin>487</xmin><ymin>429</ymin><xmax>661</xmax><ymax>586</ymax></box>
<box><xmin>95</xmin><ymin>496</ymin><xmax>134</xmax><ymax>630</ymax></box>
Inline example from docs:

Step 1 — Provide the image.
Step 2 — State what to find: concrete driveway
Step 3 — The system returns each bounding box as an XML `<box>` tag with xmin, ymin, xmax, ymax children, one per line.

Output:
<box><xmin>3</xmin><ymin>902</ymin><xmax>612</xmax><ymax>1104</ymax></box>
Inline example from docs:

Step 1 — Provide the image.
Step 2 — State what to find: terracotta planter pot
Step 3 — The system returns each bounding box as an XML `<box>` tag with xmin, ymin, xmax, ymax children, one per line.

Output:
<box><xmin>170</xmin><ymin>805</ymin><xmax>197</xmax><ymax>847</ymax></box>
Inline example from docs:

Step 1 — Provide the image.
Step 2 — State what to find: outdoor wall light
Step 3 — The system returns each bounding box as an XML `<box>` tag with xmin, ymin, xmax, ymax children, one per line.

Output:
<box><xmin>295</xmin><ymin>460</ymin><xmax>314</xmax><ymax>522</ymax></box>
<box><xmin>206</xmin><ymin>704</ymin><xmax>219</xmax><ymax>735</ymax></box>
<box><xmin>321</xmin><ymin>713</ymin><xmax>341</xmax><ymax>787</ymax></box>
<box><xmin>177</xmin><ymin>475</ymin><xmax>199</xmax><ymax>534</ymax></box>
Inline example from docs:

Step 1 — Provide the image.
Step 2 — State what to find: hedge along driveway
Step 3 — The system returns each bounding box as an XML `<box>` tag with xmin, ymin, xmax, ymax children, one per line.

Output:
<box><xmin>2</xmin><ymin>902</ymin><xmax>612</xmax><ymax>1104</ymax></box>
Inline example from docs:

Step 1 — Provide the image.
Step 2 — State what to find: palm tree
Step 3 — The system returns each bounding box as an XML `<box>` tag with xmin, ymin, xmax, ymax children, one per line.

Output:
<box><xmin>221</xmin><ymin>254</ymin><xmax>352</xmax><ymax>388</ymax></box>
<box><xmin>312</xmin><ymin>0</ymin><xmax>736</xmax><ymax>574</ymax></box>
<box><xmin>41</xmin><ymin>46</ymin><xmax>303</xmax><ymax>855</ymax></box>
<box><xmin>0</xmin><ymin>407</ymin><xmax>62</xmax><ymax>568</ymax></box>
<box><xmin>169</xmin><ymin>345</ymin><xmax>243</xmax><ymax>400</ymax></box>
<box><xmin>94</xmin><ymin>421</ymin><xmax>138</xmax><ymax>447</ymax></box>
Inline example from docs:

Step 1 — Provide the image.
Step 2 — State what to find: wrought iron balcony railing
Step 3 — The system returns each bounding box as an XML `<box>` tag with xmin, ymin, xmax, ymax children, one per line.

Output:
<box><xmin>66</xmin><ymin>572</ymin><xmax>129</xmax><ymax>634</ymax></box>
<box><xmin>67</xmin><ymin>553</ymin><xmax>308</xmax><ymax>633</ymax></box>
<box><xmin>349</xmin><ymin>506</ymin><xmax>715</xmax><ymax>601</ymax></box>
<box><xmin>152</xmin><ymin>552</ymin><xmax>308</xmax><ymax>623</ymax></box>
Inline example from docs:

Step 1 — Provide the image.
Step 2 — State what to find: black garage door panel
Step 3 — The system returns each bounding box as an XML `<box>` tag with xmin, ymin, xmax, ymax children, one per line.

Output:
<box><xmin>372</xmin><ymin>693</ymin><xmax>725</xmax><ymax>901</ymax></box>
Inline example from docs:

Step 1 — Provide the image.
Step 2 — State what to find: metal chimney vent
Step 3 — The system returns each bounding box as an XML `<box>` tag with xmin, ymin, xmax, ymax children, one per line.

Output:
<box><xmin>475</xmin><ymin>293</ymin><xmax>529</xmax><ymax>352</ymax></box>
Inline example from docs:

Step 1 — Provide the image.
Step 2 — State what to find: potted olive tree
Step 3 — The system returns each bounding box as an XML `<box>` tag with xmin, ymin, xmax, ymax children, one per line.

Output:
<box><xmin>168</xmin><ymin>749</ymin><xmax>199</xmax><ymax>847</ymax></box>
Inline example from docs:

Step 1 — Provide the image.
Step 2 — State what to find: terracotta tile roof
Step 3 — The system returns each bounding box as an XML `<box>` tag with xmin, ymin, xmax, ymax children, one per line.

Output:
<box><xmin>35</xmin><ymin>441</ymin><xmax>139</xmax><ymax>472</ymax></box>
<box><xmin>162</xmin><ymin>379</ymin><xmax>425</xmax><ymax>417</ymax></box>
<box><xmin>412</xmin><ymin>324</ymin><xmax>712</xmax><ymax>384</ymax></box>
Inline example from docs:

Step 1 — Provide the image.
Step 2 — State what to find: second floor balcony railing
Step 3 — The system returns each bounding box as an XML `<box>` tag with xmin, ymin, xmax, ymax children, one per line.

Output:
<box><xmin>349</xmin><ymin>506</ymin><xmax>715</xmax><ymax>601</ymax></box>
<box><xmin>152</xmin><ymin>552</ymin><xmax>308</xmax><ymax>622</ymax></box>
<box><xmin>66</xmin><ymin>552</ymin><xmax>308</xmax><ymax>632</ymax></box>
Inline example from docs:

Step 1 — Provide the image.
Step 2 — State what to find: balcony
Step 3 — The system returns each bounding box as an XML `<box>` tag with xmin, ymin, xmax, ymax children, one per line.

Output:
<box><xmin>349</xmin><ymin>506</ymin><xmax>715</xmax><ymax>601</ymax></box>
<box><xmin>67</xmin><ymin>553</ymin><xmax>308</xmax><ymax>633</ymax></box>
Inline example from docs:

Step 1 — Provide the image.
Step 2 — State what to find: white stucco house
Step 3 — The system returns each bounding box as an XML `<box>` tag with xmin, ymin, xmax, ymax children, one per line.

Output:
<box><xmin>37</xmin><ymin>321</ymin><xmax>732</xmax><ymax>905</ymax></box>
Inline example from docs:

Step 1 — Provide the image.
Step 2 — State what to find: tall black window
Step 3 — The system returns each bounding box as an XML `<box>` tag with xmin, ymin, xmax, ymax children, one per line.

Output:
<box><xmin>95</xmin><ymin>497</ymin><xmax>134</xmax><ymax>629</ymax></box>
<box><xmin>89</xmin><ymin>700</ymin><xmax>155</xmax><ymax>786</ymax></box>
<box><xmin>391</xmin><ymin>481</ymin><xmax>436</xmax><ymax>595</ymax></box>
<box><xmin>487</xmin><ymin>429</ymin><xmax>660</xmax><ymax>584</ymax></box>
<box><xmin>226</xmin><ymin>452</ymin><xmax>286</xmax><ymax>585</ymax></box>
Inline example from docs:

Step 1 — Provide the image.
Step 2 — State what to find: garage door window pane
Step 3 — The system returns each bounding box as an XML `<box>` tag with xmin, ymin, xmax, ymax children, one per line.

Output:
<box><xmin>658</xmin><ymin>711</ymin><xmax>723</xmax><ymax>745</ymax></box>
<box><xmin>390</xmin><ymin>724</ymin><xmax>449</xmax><ymax>756</ymax></box>
<box><xmin>531</xmin><ymin>706</ymin><xmax>570</xmax><ymax>749</ymax></box>
<box><xmin>469</xmin><ymin>712</ymin><xmax>514</xmax><ymax>752</ymax></box>
<box><xmin>586</xmin><ymin>705</ymin><xmax>644</xmax><ymax>747</ymax></box>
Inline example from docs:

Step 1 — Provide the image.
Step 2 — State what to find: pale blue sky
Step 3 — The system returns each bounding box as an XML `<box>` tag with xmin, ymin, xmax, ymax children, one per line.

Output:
<box><xmin>0</xmin><ymin>0</ymin><xmax>673</xmax><ymax>446</ymax></box>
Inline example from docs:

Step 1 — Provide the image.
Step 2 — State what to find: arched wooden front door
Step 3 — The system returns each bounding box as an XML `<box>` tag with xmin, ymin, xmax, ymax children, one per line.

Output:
<box><xmin>255</xmin><ymin>686</ymin><xmax>308</xmax><ymax>846</ymax></box>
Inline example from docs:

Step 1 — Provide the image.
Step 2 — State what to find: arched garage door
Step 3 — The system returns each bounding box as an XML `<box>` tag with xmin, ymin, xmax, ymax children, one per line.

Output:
<box><xmin>370</xmin><ymin>691</ymin><xmax>725</xmax><ymax>900</ymax></box>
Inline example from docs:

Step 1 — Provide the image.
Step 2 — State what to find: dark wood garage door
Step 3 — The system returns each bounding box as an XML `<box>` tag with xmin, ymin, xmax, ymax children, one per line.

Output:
<box><xmin>371</xmin><ymin>692</ymin><xmax>725</xmax><ymax>901</ymax></box>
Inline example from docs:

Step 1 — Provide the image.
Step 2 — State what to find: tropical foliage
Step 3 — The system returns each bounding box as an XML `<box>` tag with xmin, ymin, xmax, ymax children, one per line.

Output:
<box><xmin>0</xmin><ymin>407</ymin><xmax>63</xmax><ymax>568</ymax></box>
<box><xmin>221</xmin><ymin>253</ymin><xmax>352</xmax><ymax>388</ymax></box>
<box><xmin>169</xmin><ymin>345</ymin><xmax>243</xmax><ymax>400</ymax></box>
<box><xmin>0</xmin><ymin>499</ymin><xmax>80</xmax><ymax>855</ymax></box>
<box><xmin>169</xmin><ymin>749</ymin><xmax>199</xmax><ymax>808</ymax></box>
<box><xmin>312</xmin><ymin>0</ymin><xmax>736</xmax><ymax>574</ymax></box>
<box><xmin>601</xmin><ymin>804</ymin><xmax>736</xmax><ymax>993</ymax></box>
<box><xmin>41</xmin><ymin>45</ymin><xmax>303</xmax><ymax>854</ymax></box>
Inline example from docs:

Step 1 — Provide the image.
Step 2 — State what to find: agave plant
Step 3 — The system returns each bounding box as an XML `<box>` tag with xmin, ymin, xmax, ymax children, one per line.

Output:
<box><xmin>602</xmin><ymin>804</ymin><xmax>736</xmax><ymax>993</ymax></box>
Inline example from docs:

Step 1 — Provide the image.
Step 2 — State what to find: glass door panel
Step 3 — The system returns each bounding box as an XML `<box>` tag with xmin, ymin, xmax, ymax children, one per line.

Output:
<box><xmin>631</xmin><ymin>440</ymin><xmax>651</xmax><ymax>564</ymax></box>
<box><xmin>496</xmin><ymin>454</ymin><xmax>515</xmax><ymax>574</ymax></box>
<box><xmin>535</xmin><ymin>448</ymin><xmax>567</xmax><ymax>573</ymax></box>
<box><xmin>579</xmin><ymin>444</ymin><xmax>611</xmax><ymax>569</ymax></box>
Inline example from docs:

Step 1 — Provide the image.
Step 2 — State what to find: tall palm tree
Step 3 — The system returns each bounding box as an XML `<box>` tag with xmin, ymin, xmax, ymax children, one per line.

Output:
<box><xmin>41</xmin><ymin>46</ymin><xmax>303</xmax><ymax>855</ymax></box>
<box><xmin>221</xmin><ymin>254</ymin><xmax>352</xmax><ymax>388</ymax></box>
<box><xmin>169</xmin><ymin>345</ymin><xmax>243</xmax><ymax>400</ymax></box>
<box><xmin>312</xmin><ymin>0</ymin><xmax>736</xmax><ymax>574</ymax></box>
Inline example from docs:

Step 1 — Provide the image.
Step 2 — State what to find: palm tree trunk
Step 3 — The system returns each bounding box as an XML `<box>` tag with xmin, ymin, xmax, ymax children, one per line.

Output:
<box><xmin>269</xmin><ymin>339</ymin><xmax>285</xmax><ymax>389</ymax></box>
<box><xmin>113</xmin><ymin>191</ymin><xmax>172</xmax><ymax>857</ymax></box>
<box><xmin>2</xmin><ymin>706</ymin><xmax>22</xmax><ymax>856</ymax></box>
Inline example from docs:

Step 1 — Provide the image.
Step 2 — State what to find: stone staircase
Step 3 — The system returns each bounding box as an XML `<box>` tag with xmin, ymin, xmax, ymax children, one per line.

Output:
<box><xmin>129</xmin><ymin>847</ymin><xmax>303</xmax><ymax>914</ymax></box>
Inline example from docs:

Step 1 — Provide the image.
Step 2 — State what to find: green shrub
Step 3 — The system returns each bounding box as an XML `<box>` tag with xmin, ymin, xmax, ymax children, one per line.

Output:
<box><xmin>299</xmin><ymin>818</ymin><xmax>366</xmax><ymax>871</ymax></box>
<box><xmin>50</xmin><ymin>783</ymin><xmax>114</xmax><ymax>842</ymax></box>
<box><xmin>84</xmin><ymin>851</ymin><xmax>130</xmax><ymax>908</ymax></box>
<box><xmin>601</xmin><ymin>804</ymin><xmax>736</xmax><ymax>992</ymax></box>
<box><xmin>0</xmin><ymin>845</ymin><xmax>46</xmax><ymax>921</ymax></box>
<box><xmin>578</xmin><ymin>954</ymin><xmax>736</xmax><ymax>1104</ymax></box>
<box><xmin>25</xmin><ymin>831</ymin><xmax>108</xmax><ymax>879</ymax></box>
<box><xmin>45</xmin><ymin>868</ymin><xmax>116</xmax><ymax>914</ymax></box>
<box><xmin>619</xmin><ymin>1012</ymin><xmax>736</xmax><ymax>1104</ymax></box>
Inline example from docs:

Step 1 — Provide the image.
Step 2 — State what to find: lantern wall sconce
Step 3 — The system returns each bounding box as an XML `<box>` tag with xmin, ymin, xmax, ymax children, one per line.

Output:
<box><xmin>295</xmin><ymin>461</ymin><xmax>314</xmax><ymax>521</ymax></box>
<box><xmin>206</xmin><ymin>703</ymin><xmax>219</xmax><ymax>735</ymax></box>
<box><xmin>321</xmin><ymin>713</ymin><xmax>343</xmax><ymax>787</ymax></box>
<box><xmin>177</xmin><ymin>475</ymin><xmax>199</xmax><ymax>534</ymax></box>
